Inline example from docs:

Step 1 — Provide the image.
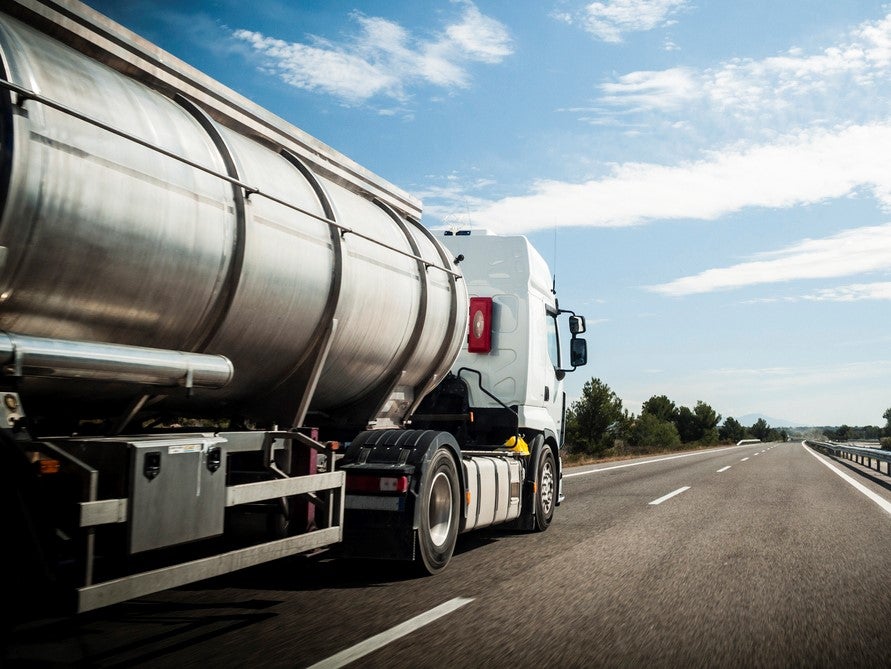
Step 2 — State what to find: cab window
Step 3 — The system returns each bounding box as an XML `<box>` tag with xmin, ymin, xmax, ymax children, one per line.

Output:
<box><xmin>546</xmin><ymin>312</ymin><xmax>560</xmax><ymax>368</ymax></box>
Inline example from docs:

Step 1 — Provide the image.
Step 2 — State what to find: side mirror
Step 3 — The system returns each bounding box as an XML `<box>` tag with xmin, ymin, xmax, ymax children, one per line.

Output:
<box><xmin>570</xmin><ymin>338</ymin><xmax>587</xmax><ymax>368</ymax></box>
<box><xmin>569</xmin><ymin>315</ymin><xmax>586</xmax><ymax>335</ymax></box>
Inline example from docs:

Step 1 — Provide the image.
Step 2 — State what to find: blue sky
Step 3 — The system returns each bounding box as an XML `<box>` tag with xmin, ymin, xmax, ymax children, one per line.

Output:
<box><xmin>83</xmin><ymin>0</ymin><xmax>891</xmax><ymax>427</ymax></box>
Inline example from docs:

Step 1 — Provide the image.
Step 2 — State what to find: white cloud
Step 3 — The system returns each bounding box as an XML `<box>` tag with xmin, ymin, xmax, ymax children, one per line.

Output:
<box><xmin>744</xmin><ymin>282</ymin><xmax>891</xmax><ymax>303</ymax></box>
<box><xmin>856</xmin><ymin>12</ymin><xmax>891</xmax><ymax>67</ymax></box>
<box><xmin>802</xmin><ymin>282</ymin><xmax>891</xmax><ymax>301</ymax></box>
<box><xmin>459</xmin><ymin>11</ymin><xmax>891</xmax><ymax>238</ymax></box>
<box><xmin>649</xmin><ymin>224</ymin><xmax>891</xmax><ymax>296</ymax></box>
<box><xmin>444</xmin><ymin>5</ymin><xmax>513</xmax><ymax>63</ymax></box>
<box><xmin>233</xmin><ymin>30</ymin><xmax>399</xmax><ymax>101</ymax></box>
<box><xmin>414</xmin><ymin>175</ymin><xmax>496</xmax><ymax>224</ymax></box>
<box><xmin>601</xmin><ymin>11</ymin><xmax>891</xmax><ymax>117</ymax></box>
<box><xmin>579</xmin><ymin>0</ymin><xmax>689</xmax><ymax>43</ymax></box>
<box><xmin>232</xmin><ymin>3</ymin><xmax>511</xmax><ymax>104</ymax></box>
<box><xmin>599</xmin><ymin>67</ymin><xmax>697</xmax><ymax>110</ymax></box>
<box><xmin>465</xmin><ymin>123</ymin><xmax>891</xmax><ymax>233</ymax></box>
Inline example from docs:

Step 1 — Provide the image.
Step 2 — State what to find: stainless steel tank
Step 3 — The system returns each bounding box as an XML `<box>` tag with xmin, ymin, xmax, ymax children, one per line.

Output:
<box><xmin>0</xmin><ymin>8</ymin><xmax>467</xmax><ymax>429</ymax></box>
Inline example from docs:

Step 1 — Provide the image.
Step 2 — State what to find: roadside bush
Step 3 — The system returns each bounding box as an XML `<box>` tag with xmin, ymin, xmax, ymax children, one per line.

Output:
<box><xmin>629</xmin><ymin>413</ymin><xmax>681</xmax><ymax>451</ymax></box>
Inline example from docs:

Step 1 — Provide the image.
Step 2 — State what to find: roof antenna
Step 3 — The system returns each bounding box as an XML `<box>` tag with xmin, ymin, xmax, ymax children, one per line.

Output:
<box><xmin>551</xmin><ymin>220</ymin><xmax>558</xmax><ymax>295</ymax></box>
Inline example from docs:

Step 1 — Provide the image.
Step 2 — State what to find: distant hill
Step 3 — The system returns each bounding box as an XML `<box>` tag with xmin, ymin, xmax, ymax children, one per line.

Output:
<box><xmin>737</xmin><ymin>413</ymin><xmax>801</xmax><ymax>428</ymax></box>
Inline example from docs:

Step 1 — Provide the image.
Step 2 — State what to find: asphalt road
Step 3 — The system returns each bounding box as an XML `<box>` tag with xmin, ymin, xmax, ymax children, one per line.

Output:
<box><xmin>7</xmin><ymin>442</ymin><xmax>891</xmax><ymax>668</ymax></box>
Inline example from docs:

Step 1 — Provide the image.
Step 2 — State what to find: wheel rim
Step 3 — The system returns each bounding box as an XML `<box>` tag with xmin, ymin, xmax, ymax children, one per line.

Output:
<box><xmin>540</xmin><ymin>459</ymin><xmax>554</xmax><ymax>516</ymax></box>
<box><xmin>428</xmin><ymin>471</ymin><xmax>453</xmax><ymax>547</ymax></box>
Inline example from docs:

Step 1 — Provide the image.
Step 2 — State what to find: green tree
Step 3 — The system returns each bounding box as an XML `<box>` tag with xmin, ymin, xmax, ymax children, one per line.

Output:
<box><xmin>693</xmin><ymin>401</ymin><xmax>721</xmax><ymax>445</ymax></box>
<box><xmin>767</xmin><ymin>428</ymin><xmax>784</xmax><ymax>442</ymax></box>
<box><xmin>883</xmin><ymin>407</ymin><xmax>891</xmax><ymax>437</ymax></box>
<box><xmin>629</xmin><ymin>413</ymin><xmax>681</xmax><ymax>451</ymax></box>
<box><xmin>565</xmin><ymin>378</ymin><xmax>627</xmax><ymax>455</ymax></box>
<box><xmin>719</xmin><ymin>416</ymin><xmax>745</xmax><ymax>443</ymax></box>
<box><xmin>675</xmin><ymin>406</ymin><xmax>700</xmax><ymax>443</ymax></box>
<box><xmin>750</xmin><ymin>418</ymin><xmax>771</xmax><ymax>441</ymax></box>
<box><xmin>641</xmin><ymin>395</ymin><xmax>677</xmax><ymax>423</ymax></box>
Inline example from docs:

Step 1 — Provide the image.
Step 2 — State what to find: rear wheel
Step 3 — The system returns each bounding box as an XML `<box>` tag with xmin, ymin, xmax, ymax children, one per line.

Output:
<box><xmin>417</xmin><ymin>448</ymin><xmax>460</xmax><ymax>574</ymax></box>
<box><xmin>533</xmin><ymin>447</ymin><xmax>556</xmax><ymax>531</ymax></box>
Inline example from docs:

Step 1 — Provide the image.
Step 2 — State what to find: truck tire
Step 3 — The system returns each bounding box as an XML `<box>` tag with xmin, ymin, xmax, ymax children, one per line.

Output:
<box><xmin>417</xmin><ymin>448</ymin><xmax>460</xmax><ymax>574</ymax></box>
<box><xmin>533</xmin><ymin>447</ymin><xmax>556</xmax><ymax>532</ymax></box>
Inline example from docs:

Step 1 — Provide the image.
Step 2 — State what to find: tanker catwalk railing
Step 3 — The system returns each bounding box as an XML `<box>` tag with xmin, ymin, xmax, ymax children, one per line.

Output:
<box><xmin>0</xmin><ymin>78</ymin><xmax>461</xmax><ymax>279</ymax></box>
<box><xmin>805</xmin><ymin>440</ymin><xmax>891</xmax><ymax>477</ymax></box>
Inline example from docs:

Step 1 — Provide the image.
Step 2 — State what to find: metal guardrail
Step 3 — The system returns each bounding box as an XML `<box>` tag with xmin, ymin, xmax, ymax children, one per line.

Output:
<box><xmin>805</xmin><ymin>441</ymin><xmax>891</xmax><ymax>477</ymax></box>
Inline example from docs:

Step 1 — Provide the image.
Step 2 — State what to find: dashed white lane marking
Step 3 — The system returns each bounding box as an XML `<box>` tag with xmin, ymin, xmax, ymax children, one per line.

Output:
<box><xmin>649</xmin><ymin>486</ymin><xmax>691</xmax><ymax>505</ymax></box>
<box><xmin>741</xmin><ymin>457</ymin><xmax>749</xmax><ymax>462</ymax></box>
<box><xmin>307</xmin><ymin>597</ymin><xmax>474</xmax><ymax>669</ymax></box>
<box><xmin>716</xmin><ymin>466</ymin><xmax>731</xmax><ymax>473</ymax></box>
<box><xmin>802</xmin><ymin>444</ymin><xmax>891</xmax><ymax>517</ymax></box>
<box><xmin>564</xmin><ymin>443</ymin><xmax>750</xmax><ymax>479</ymax></box>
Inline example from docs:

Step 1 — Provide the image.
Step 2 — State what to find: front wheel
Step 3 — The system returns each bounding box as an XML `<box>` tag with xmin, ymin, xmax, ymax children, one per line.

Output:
<box><xmin>533</xmin><ymin>447</ymin><xmax>556</xmax><ymax>532</ymax></box>
<box><xmin>416</xmin><ymin>448</ymin><xmax>460</xmax><ymax>574</ymax></box>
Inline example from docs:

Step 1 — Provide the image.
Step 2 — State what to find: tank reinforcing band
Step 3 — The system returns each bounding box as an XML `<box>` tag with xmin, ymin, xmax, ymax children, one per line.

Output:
<box><xmin>0</xmin><ymin>77</ymin><xmax>461</xmax><ymax>281</ymax></box>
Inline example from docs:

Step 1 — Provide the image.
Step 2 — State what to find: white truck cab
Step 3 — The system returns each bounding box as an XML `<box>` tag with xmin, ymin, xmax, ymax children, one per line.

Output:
<box><xmin>429</xmin><ymin>229</ymin><xmax>588</xmax><ymax>451</ymax></box>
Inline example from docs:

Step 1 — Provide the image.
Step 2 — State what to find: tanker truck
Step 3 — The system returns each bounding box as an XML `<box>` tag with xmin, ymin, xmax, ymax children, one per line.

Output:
<box><xmin>1</xmin><ymin>0</ymin><xmax>588</xmax><ymax>618</ymax></box>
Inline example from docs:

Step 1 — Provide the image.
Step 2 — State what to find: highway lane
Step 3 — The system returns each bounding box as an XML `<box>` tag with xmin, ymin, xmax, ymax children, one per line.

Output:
<box><xmin>6</xmin><ymin>442</ymin><xmax>891</xmax><ymax>667</ymax></box>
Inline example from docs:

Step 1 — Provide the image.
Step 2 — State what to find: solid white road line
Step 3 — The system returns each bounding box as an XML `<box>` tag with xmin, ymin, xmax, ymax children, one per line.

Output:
<box><xmin>802</xmin><ymin>443</ymin><xmax>891</xmax><ymax>517</ymax></box>
<box><xmin>564</xmin><ymin>444</ymin><xmax>749</xmax><ymax>479</ymax></box>
<box><xmin>716</xmin><ymin>466</ymin><xmax>731</xmax><ymax>473</ymax></box>
<box><xmin>307</xmin><ymin>597</ymin><xmax>474</xmax><ymax>669</ymax></box>
<box><xmin>649</xmin><ymin>486</ymin><xmax>691</xmax><ymax>505</ymax></box>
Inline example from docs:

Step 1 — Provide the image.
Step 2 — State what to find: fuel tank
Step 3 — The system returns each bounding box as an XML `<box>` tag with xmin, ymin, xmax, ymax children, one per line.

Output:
<box><xmin>0</xmin><ymin>4</ymin><xmax>467</xmax><ymax>429</ymax></box>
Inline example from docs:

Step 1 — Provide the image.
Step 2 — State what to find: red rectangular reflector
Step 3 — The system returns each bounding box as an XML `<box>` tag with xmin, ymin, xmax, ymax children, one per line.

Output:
<box><xmin>468</xmin><ymin>297</ymin><xmax>493</xmax><ymax>353</ymax></box>
<box><xmin>346</xmin><ymin>474</ymin><xmax>409</xmax><ymax>494</ymax></box>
